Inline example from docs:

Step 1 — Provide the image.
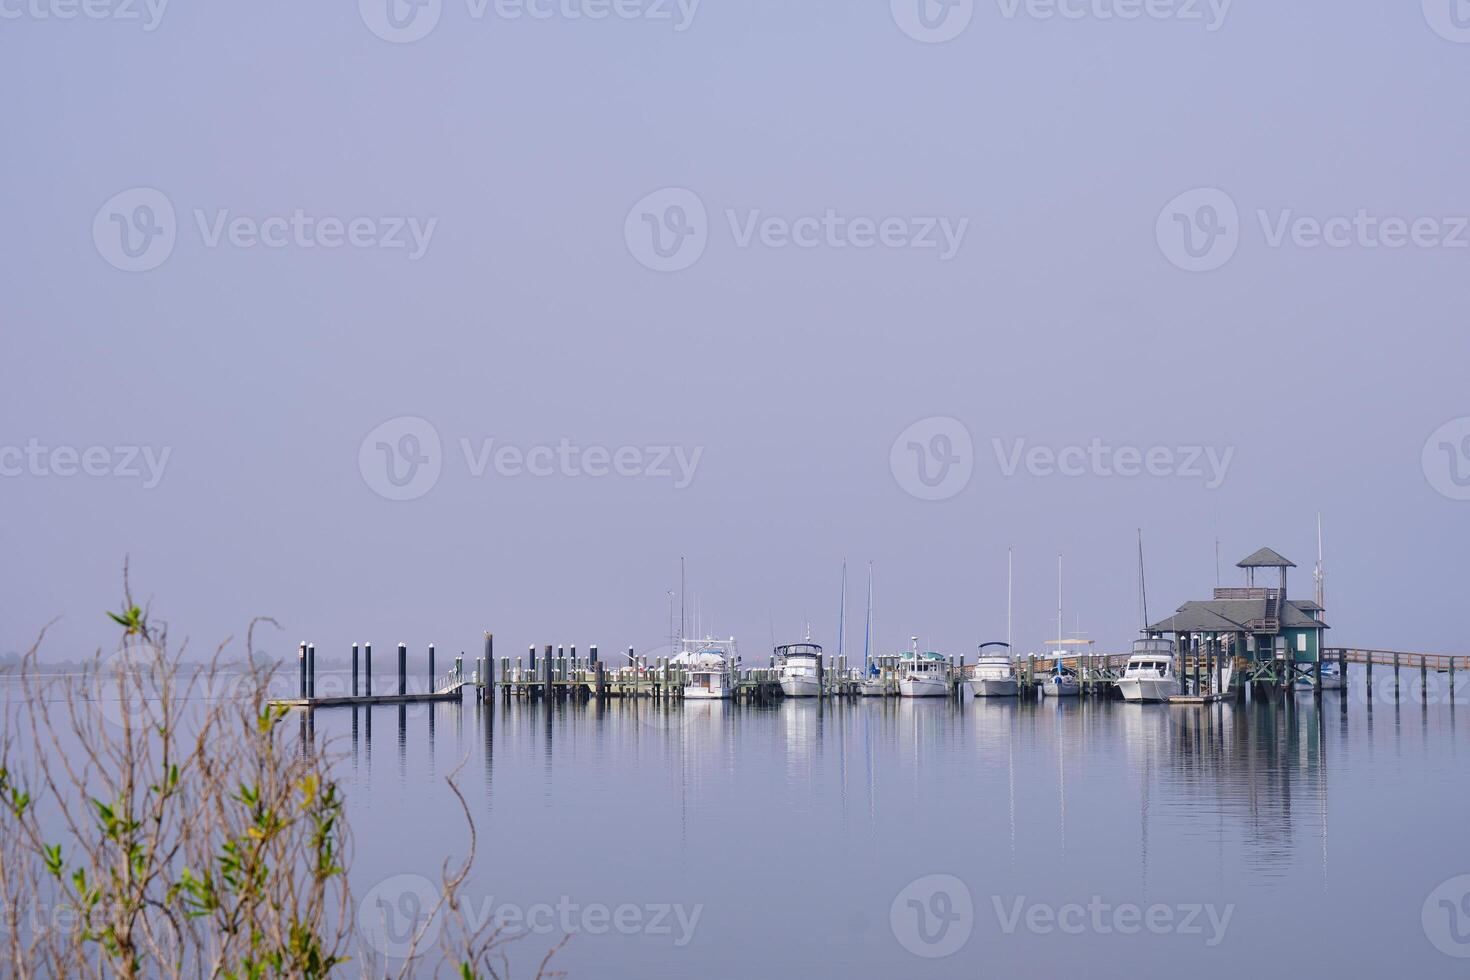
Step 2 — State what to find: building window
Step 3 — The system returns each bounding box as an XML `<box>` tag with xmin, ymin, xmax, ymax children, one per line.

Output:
<box><xmin>1297</xmin><ymin>634</ymin><xmax>1307</xmax><ymax>653</ymax></box>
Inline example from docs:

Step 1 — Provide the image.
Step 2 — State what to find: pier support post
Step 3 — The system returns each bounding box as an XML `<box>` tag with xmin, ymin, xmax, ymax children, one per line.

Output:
<box><xmin>1313</xmin><ymin>656</ymin><xmax>1321</xmax><ymax>698</ymax></box>
<box><xmin>365</xmin><ymin>643</ymin><xmax>372</xmax><ymax>697</ymax></box>
<box><xmin>483</xmin><ymin>633</ymin><xmax>494</xmax><ymax>701</ymax></box>
<box><xmin>352</xmin><ymin>643</ymin><xmax>359</xmax><ymax>697</ymax></box>
<box><xmin>543</xmin><ymin>646</ymin><xmax>553</xmax><ymax>701</ymax></box>
<box><xmin>1394</xmin><ymin>653</ymin><xmax>1400</xmax><ymax>701</ymax></box>
<box><xmin>428</xmin><ymin>644</ymin><xmax>436</xmax><ymax>693</ymax></box>
<box><xmin>307</xmin><ymin>644</ymin><xmax>315</xmax><ymax>700</ymax></box>
<box><xmin>1365</xmin><ymin>655</ymin><xmax>1372</xmax><ymax>698</ymax></box>
<box><xmin>1339</xmin><ymin>648</ymin><xmax>1347</xmax><ymax>694</ymax></box>
<box><xmin>1422</xmin><ymin>658</ymin><xmax>1429</xmax><ymax>703</ymax></box>
<box><xmin>298</xmin><ymin>642</ymin><xmax>306</xmax><ymax>699</ymax></box>
<box><xmin>398</xmin><ymin>643</ymin><xmax>407</xmax><ymax>697</ymax></box>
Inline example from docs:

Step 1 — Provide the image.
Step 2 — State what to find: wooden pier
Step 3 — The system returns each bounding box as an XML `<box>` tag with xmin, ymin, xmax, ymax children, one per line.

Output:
<box><xmin>267</xmin><ymin>632</ymin><xmax>1467</xmax><ymax>713</ymax></box>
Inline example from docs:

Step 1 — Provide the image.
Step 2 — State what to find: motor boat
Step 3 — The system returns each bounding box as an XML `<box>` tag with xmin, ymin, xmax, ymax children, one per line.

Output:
<box><xmin>776</xmin><ymin>641</ymin><xmax>823</xmax><ymax>697</ymax></box>
<box><xmin>1117</xmin><ymin>638</ymin><xmax>1181</xmax><ymax>703</ymax></box>
<box><xmin>968</xmin><ymin>641</ymin><xmax>1018</xmax><ymax>698</ymax></box>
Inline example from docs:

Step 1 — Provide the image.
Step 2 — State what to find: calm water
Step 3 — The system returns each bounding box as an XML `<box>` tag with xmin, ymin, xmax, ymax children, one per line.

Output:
<box><xmin>315</xmin><ymin>671</ymin><xmax>1470</xmax><ymax>979</ymax></box>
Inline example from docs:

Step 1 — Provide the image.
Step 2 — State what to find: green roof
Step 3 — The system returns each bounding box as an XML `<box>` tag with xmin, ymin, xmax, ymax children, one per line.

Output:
<box><xmin>1148</xmin><ymin>598</ymin><xmax>1327</xmax><ymax>634</ymax></box>
<box><xmin>1237</xmin><ymin>547</ymin><xmax>1296</xmax><ymax>568</ymax></box>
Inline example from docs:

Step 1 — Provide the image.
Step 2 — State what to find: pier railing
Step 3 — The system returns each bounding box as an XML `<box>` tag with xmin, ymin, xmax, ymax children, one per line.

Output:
<box><xmin>1325</xmin><ymin>647</ymin><xmax>1469</xmax><ymax>671</ymax></box>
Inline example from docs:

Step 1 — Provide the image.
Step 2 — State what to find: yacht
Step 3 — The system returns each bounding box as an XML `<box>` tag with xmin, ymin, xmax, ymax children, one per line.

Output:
<box><xmin>968</xmin><ymin>641</ymin><xmax>1018</xmax><ymax>698</ymax></box>
<box><xmin>898</xmin><ymin>638</ymin><xmax>950</xmax><ymax>698</ymax></box>
<box><xmin>673</xmin><ymin>637</ymin><xmax>739</xmax><ymax>700</ymax></box>
<box><xmin>775</xmin><ymin>641</ymin><xmax>823</xmax><ymax>697</ymax></box>
<box><xmin>1117</xmin><ymin>638</ymin><xmax>1181</xmax><ymax>703</ymax></box>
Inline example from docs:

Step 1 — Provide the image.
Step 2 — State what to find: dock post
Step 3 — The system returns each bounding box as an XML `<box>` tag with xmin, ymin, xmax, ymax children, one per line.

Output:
<box><xmin>429</xmin><ymin>644</ymin><xmax>436</xmax><ymax>693</ymax></box>
<box><xmin>397</xmin><ymin>643</ymin><xmax>407</xmax><ymax>697</ymax></box>
<box><xmin>1027</xmin><ymin>654</ymin><xmax>1036</xmax><ymax>693</ymax></box>
<box><xmin>1338</xmin><ymin>648</ymin><xmax>1347</xmax><ymax>695</ymax></box>
<box><xmin>591</xmin><ymin>644</ymin><xmax>599</xmax><ymax>667</ymax></box>
<box><xmin>543</xmin><ymin>646</ymin><xmax>554</xmax><ymax>701</ymax></box>
<box><xmin>1421</xmin><ymin>657</ymin><xmax>1429</xmax><ymax>703</ymax></box>
<box><xmin>483</xmin><ymin>633</ymin><xmax>493</xmax><ymax>701</ymax></box>
<box><xmin>365</xmin><ymin>643</ymin><xmax>373</xmax><ymax>697</ymax></box>
<box><xmin>1313</xmin><ymin>656</ymin><xmax>1321</xmax><ymax>698</ymax></box>
<box><xmin>1451</xmin><ymin>658</ymin><xmax>1456</xmax><ymax>703</ymax></box>
<box><xmin>1366</xmin><ymin>655</ymin><xmax>1372</xmax><ymax>698</ymax></box>
<box><xmin>307</xmin><ymin>644</ymin><xmax>315</xmax><ymax>700</ymax></box>
<box><xmin>528</xmin><ymin>645</ymin><xmax>536</xmax><ymax>679</ymax></box>
<box><xmin>1394</xmin><ymin>652</ymin><xmax>1400</xmax><ymax>701</ymax></box>
<box><xmin>352</xmin><ymin>643</ymin><xmax>359</xmax><ymax>697</ymax></box>
<box><xmin>298</xmin><ymin>642</ymin><xmax>306</xmax><ymax>699</ymax></box>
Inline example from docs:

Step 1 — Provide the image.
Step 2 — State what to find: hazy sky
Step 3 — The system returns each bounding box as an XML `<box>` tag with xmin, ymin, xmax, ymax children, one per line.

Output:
<box><xmin>3</xmin><ymin>0</ymin><xmax>1468</xmax><ymax>666</ymax></box>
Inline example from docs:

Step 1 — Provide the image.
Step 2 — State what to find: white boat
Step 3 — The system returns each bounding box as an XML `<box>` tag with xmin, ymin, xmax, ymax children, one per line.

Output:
<box><xmin>1117</xmin><ymin>638</ymin><xmax>1181</xmax><ymax>703</ymax></box>
<box><xmin>1295</xmin><ymin>660</ymin><xmax>1343</xmax><ymax>692</ymax></box>
<box><xmin>968</xmin><ymin>642</ymin><xmax>1018</xmax><ymax>698</ymax></box>
<box><xmin>857</xmin><ymin>563</ymin><xmax>889</xmax><ymax>696</ymax></box>
<box><xmin>1040</xmin><ymin>664</ymin><xmax>1080</xmax><ymax>698</ymax></box>
<box><xmin>898</xmin><ymin>638</ymin><xmax>950</xmax><ymax>698</ymax></box>
<box><xmin>673</xmin><ymin>637</ymin><xmax>739</xmax><ymax>700</ymax></box>
<box><xmin>1040</xmin><ymin>558</ymin><xmax>1082</xmax><ymax>697</ymax></box>
<box><xmin>776</xmin><ymin>641</ymin><xmax>823</xmax><ymax>697</ymax></box>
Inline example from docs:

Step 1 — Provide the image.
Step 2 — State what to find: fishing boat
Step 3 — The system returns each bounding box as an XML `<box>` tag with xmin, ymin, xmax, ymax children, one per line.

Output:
<box><xmin>1117</xmin><ymin>638</ymin><xmax>1181</xmax><ymax>703</ymax></box>
<box><xmin>898</xmin><ymin>638</ymin><xmax>950</xmax><ymax>698</ymax></box>
<box><xmin>968</xmin><ymin>642</ymin><xmax>1018</xmax><ymax>697</ymax></box>
<box><xmin>674</xmin><ymin>637</ymin><xmax>739</xmax><ymax>700</ymax></box>
<box><xmin>775</xmin><ymin>641</ymin><xmax>823</xmax><ymax>697</ymax></box>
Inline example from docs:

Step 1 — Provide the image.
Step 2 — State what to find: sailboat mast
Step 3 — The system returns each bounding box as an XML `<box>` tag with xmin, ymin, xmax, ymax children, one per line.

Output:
<box><xmin>1315</xmin><ymin>514</ymin><xmax>1326</xmax><ymax>609</ymax></box>
<box><xmin>679</xmin><ymin>556</ymin><xmax>686</xmax><ymax>646</ymax></box>
<box><xmin>1057</xmin><ymin>554</ymin><xmax>1063</xmax><ymax>648</ymax></box>
<box><xmin>1138</xmin><ymin>529</ymin><xmax>1150</xmax><ymax>633</ymax></box>
<box><xmin>838</xmin><ymin>559</ymin><xmax>847</xmax><ymax>659</ymax></box>
<box><xmin>1007</xmin><ymin>547</ymin><xmax>1013</xmax><ymax>652</ymax></box>
<box><xmin>864</xmin><ymin>562</ymin><xmax>873</xmax><ymax>667</ymax></box>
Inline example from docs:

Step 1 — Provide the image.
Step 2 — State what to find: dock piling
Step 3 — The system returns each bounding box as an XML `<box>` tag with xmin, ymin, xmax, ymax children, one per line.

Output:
<box><xmin>365</xmin><ymin>643</ymin><xmax>373</xmax><ymax>697</ymax></box>
<box><xmin>398</xmin><ymin>643</ymin><xmax>407</xmax><ymax>697</ymax></box>
<box><xmin>298</xmin><ymin>642</ymin><xmax>306</xmax><ymax>699</ymax></box>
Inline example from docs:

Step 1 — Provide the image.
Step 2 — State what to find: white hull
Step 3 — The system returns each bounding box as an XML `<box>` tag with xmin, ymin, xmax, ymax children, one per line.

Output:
<box><xmin>1118</xmin><ymin>677</ymin><xmax>1180</xmax><ymax>703</ymax></box>
<box><xmin>859</xmin><ymin>680</ymin><xmax>888</xmax><ymax>697</ymax></box>
<box><xmin>899</xmin><ymin>676</ymin><xmax>948</xmax><ymax>698</ymax></box>
<box><xmin>1295</xmin><ymin>674</ymin><xmax>1344</xmax><ymax>692</ymax></box>
<box><xmin>682</xmin><ymin>687</ymin><xmax>731</xmax><ymax>700</ymax></box>
<box><xmin>969</xmin><ymin>677</ymin><xmax>1018</xmax><ymax>698</ymax></box>
<box><xmin>780</xmin><ymin>676</ymin><xmax>821</xmax><ymax>697</ymax></box>
<box><xmin>1041</xmin><ymin>677</ymin><xmax>1079</xmax><ymax>698</ymax></box>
